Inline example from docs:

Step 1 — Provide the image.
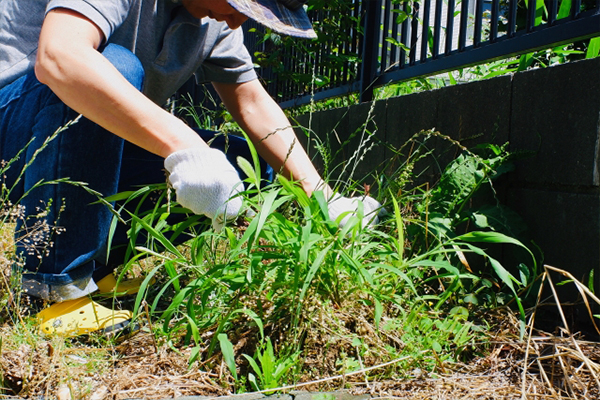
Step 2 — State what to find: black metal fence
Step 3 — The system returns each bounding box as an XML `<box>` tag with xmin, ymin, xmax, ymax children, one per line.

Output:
<box><xmin>243</xmin><ymin>0</ymin><xmax>600</xmax><ymax>108</ymax></box>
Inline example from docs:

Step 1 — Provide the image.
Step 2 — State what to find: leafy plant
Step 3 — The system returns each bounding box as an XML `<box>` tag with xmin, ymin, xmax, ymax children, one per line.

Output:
<box><xmin>247</xmin><ymin>0</ymin><xmax>600</xmax><ymax>112</ymax></box>
<box><xmin>108</xmin><ymin>122</ymin><xmax>539</xmax><ymax>392</ymax></box>
<box><xmin>243</xmin><ymin>337</ymin><xmax>300</xmax><ymax>392</ymax></box>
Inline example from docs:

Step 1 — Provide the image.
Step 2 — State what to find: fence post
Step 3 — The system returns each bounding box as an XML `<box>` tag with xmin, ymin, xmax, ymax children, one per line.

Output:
<box><xmin>359</xmin><ymin>0</ymin><xmax>382</xmax><ymax>103</ymax></box>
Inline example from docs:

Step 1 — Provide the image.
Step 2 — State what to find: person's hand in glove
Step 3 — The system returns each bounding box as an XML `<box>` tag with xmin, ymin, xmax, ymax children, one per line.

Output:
<box><xmin>164</xmin><ymin>147</ymin><xmax>244</xmax><ymax>231</ymax></box>
<box><xmin>328</xmin><ymin>194</ymin><xmax>386</xmax><ymax>229</ymax></box>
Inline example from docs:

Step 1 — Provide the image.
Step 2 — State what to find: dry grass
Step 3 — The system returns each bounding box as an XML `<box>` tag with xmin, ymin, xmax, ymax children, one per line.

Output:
<box><xmin>2</xmin><ymin>259</ymin><xmax>600</xmax><ymax>399</ymax></box>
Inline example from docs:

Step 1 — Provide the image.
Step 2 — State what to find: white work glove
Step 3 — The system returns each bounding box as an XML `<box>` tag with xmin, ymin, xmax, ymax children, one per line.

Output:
<box><xmin>328</xmin><ymin>194</ymin><xmax>386</xmax><ymax>229</ymax></box>
<box><xmin>164</xmin><ymin>147</ymin><xmax>244</xmax><ymax>231</ymax></box>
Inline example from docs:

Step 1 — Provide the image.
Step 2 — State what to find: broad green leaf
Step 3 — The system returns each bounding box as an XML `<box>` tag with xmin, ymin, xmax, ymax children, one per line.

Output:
<box><xmin>103</xmin><ymin>190</ymin><xmax>141</xmax><ymax>202</ymax></box>
<box><xmin>448</xmin><ymin>71</ymin><xmax>457</xmax><ymax>85</ymax></box>
<box><xmin>390</xmin><ymin>193</ymin><xmax>404</xmax><ymax>260</ymax></box>
<box><xmin>253</xmin><ymin>189</ymin><xmax>280</xmax><ymax>245</ymax></box>
<box><xmin>557</xmin><ymin>0</ymin><xmax>572</xmax><ymax>19</ymax></box>
<box><xmin>131</xmin><ymin>261</ymin><xmax>163</xmax><ymax>316</ymax></box>
<box><xmin>218</xmin><ymin>334</ymin><xmax>238</xmax><ymax>380</ymax></box>
<box><xmin>236</xmin><ymin>156</ymin><xmax>258</xmax><ymax>186</ymax></box>
<box><xmin>278</xmin><ymin>175</ymin><xmax>311</xmax><ymax>207</ymax></box>
<box><xmin>185</xmin><ymin>314</ymin><xmax>201</xmax><ymax>345</ymax></box>
<box><xmin>243</xmin><ymin>354</ymin><xmax>262</xmax><ymax>380</ymax></box>
<box><xmin>523</xmin><ymin>0</ymin><xmax>546</xmax><ymax>26</ymax></box>
<box><xmin>455</xmin><ymin>231</ymin><xmax>536</xmax><ymax>270</ymax></box>
<box><xmin>247</xmin><ymin>372</ymin><xmax>260</xmax><ymax>391</ymax></box>
<box><xmin>517</xmin><ymin>52</ymin><xmax>534</xmax><ymax>72</ymax></box>
<box><xmin>189</xmin><ymin>345</ymin><xmax>201</xmax><ymax>367</ymax></box>
<box><xmin>463</xmin><ymin>294</ymin><xmax>479</xmax><ymax>305</ymax></box>
<box><xmin>241</xmin><ymin>309</ymin><xmax>265</xmax><ymax>340</ymax></box>
<box><xmin>374</xmin><ymin>298</ymin><xmax>383</xmax><ymax>329</ymax></box>
<box><xmin>535</xmin><ymin>0</ymin><xmax>546</xmax><ymax>26</ymax></box>
<box><xmin>586</xmin><ymin>37</ymin><xmax>600</xmax><ymax>59</ymax></box>
<box><xmin>468</xmin><ymin>204</ymin><xmax>528</xmax><ymax>236</ymax></box>
<box><xmin>297</xmin><ymin>243</ymin><xmax>335</xmax><ymax>315</ymax></box>
<box><xmin>237</xmin><ymin>130</ymin><xmax>263</xmax><ymax>184</ymax></box>
<box><xmin>313</xmin><ymin>190</ymin><xmax>330</xmax><ymax>220</ymax></box>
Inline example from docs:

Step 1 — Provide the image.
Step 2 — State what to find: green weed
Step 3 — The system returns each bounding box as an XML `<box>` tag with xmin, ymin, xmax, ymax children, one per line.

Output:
<box><xmin>108</xmin><ymin>122</ymin><xmax>538</xmax><ymax>392</ymax></box>
<box><xmin>0</xmin><ymin>105</ymin><xmax>540</xmax><ymax>396</ymax></box>
<box><xmin>243</xmin><ymin>337</ymin><xmax>300</xmax><ymax>392</ymax></box>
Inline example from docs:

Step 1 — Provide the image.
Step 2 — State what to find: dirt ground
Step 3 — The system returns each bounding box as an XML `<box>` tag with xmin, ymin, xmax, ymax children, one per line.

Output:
<box><xmin>2</xmin><ymin>253</ymin><xmax>600</xmax><ymax>399</ymax></box>
<box><xmin>2</xmin><ymin>320</ymin><xmax>600</xmax><ymax>400</ymax></box>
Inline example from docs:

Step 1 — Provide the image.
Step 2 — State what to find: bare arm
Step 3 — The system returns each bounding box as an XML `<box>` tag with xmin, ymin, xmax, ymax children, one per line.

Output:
<box><xmin>212</xmin><ymin>79</ymin><xmax>331</xmax><ymax>197</ymax></box>
<box><xmin>35</xmin><ymin>9</ymin><xmax>207</xmax><ymax>158</ymax></box>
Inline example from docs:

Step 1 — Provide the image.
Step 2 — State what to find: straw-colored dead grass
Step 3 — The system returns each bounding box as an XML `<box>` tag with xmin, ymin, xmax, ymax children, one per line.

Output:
<box><xmin>2</xmin><ymin>265</ymin><xmax>600</xmax><ymax>400</ymax></box>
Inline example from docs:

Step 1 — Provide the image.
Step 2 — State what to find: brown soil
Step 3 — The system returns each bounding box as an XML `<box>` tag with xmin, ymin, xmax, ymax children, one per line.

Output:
<box><xmin>2</xmin><ymin>309</ymin><xmax>600</xmax><ymax>400</ymax></box>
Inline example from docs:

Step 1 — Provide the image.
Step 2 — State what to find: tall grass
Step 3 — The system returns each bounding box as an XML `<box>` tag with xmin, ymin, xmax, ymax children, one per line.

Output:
<box><xmin>108</xmin><ymin>100</ymin><xmax>540</xmax><ymax>391</ymax></box>
<box><xmin>0</xmin><ymin>101</ymin><xmax>540</xmax><ymax>395</ymax></box>
<box><xmin>0</xmin><ymin>116</ymin><xmax>84</xmax><ymax>321</ymax></box>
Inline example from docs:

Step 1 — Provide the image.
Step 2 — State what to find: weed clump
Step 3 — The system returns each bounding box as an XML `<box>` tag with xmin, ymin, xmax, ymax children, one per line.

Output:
<box><xmin>88</xmin><ymin>128</ymin><xmax>540</xmax><ymax>396</ymax></box>
<box><xmin>2</xmin><ymin>119</ymin><xmax>582</xmax><ymax>399</ymax></box>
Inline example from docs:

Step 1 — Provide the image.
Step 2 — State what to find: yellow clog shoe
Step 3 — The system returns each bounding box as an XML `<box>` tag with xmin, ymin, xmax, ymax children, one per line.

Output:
<box><xmin>37</xmin><ymin>297</ymin><xmax>133</xmax><ymax>337</ymax></box>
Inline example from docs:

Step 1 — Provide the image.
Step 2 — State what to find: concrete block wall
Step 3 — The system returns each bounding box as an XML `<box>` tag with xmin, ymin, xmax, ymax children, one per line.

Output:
<box><xmin>292</xmin><ymin>57</ymin><xmax>600</xmax><ymax>286</ymax></box>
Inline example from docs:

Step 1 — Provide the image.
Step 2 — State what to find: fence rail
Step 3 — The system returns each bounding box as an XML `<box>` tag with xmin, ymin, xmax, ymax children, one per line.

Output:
<box><xmin>242</xmin><ymin>0</ymin><xmax>600</xmax><ymax>108</ymax></box>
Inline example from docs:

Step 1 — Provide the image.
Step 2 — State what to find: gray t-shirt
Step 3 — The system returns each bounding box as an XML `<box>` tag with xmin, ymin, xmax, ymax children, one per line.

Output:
<box><xmin>0</xmin><ymin>0</ymin><xmax>257</xmax><ymax>105</ymax></box>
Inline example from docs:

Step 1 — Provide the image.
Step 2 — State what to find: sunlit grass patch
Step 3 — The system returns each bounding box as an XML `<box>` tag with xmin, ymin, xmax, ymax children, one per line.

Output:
<box><xmin>0</xmin><ymin>114</ymin><xmax>561</xmax><ymax>398</ymax></box>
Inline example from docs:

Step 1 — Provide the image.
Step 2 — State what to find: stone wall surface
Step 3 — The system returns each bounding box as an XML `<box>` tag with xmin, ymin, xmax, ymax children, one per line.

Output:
<box><xmin>292</xmin><ymin>58</ymin><xmax>600</xmax><ymax>289</ymax></box>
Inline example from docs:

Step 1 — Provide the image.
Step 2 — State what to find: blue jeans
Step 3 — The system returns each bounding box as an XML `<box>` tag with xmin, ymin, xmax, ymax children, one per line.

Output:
<box><xmin>0</xmin><ymin>44</ymin><xmax>272</xmax><ymax>302</ymax></box>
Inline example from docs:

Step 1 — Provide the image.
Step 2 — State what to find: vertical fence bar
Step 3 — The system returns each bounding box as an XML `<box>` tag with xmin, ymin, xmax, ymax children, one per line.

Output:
<box><xmin>359</xmin><ymin>0</ymin><xmax>383</xmax><ymax>102</ymax></box>
<box><xmin>459</xmin><ymin>0</ymin><xmax>469</xmax><ymax>51</ymax></box>
<box><xmin>410</xmin><ymin>1</ymin><xmax>420</xmax><ymax>64</ymax></box>
<box><xmin>322</xmin><ymin>8</ymin><xmax>331</xmax><ymax>88</ymax></box>
<box><xmin>474</xmin><ymin>0</ymin><xmax>483</xmax><ymax>47</ymax></box>
<box><xmin>389</xmin><ymin>0</ymin><xmax>400</xmax><ymax>68</ymax></box>
<box><xmin>572</xmin><ymin>0</ymin><xmax>582</xmax><ymax>18</ymax></box>
<box><xmin>285</xmin><ymin>45</ymin><xmax>292</xmax><ymax>100</ymax></box>
<box><xmin>508</xmin><ymin>0</ymin><xmax>517</xmax><ymax>37</ymax></box>
<box><xmin>349</xmin><ymin>0</ymin><xmax>361</xmax><ymax>84</ymax></box>
<box><xmin>548</xmin><ymin>0</ymin><xmax>558</xmax><ymax>25</ymax></box>
<box><xmin>527</xmin><ymin>0</ymin><xmax>536</xmax><ymax>31</ymax></box>
<box><xmin>340</xmin><ymin>6</ymin><xmax>348</xmax><ymax>86</ymax></box>
<box><xmin>490</xmin><ymin>0</ymin><xmax>499</xmax><ymax>42</ymax></box>
<box><xmin>252</xmin><ymin>0</ymin><xmax>600</xmax><ymax>107</ymax></box>
<box><xmin>381</xmin><ymin>0</ymin><xmax>392</xmax><ymax>74</ymax></box>
<box><xmin>345</xmin><ymin>0</ymin><xmax>361</xmax><ymax>83</ymax></box>
<box><xmin>399</xmin><ymin>1</ymin><xmax>410</xmax><ymax>67</ymax></box>
<box><xmin>432</xmin><ymin>0</ymin><xmax>443</xmax><ymax>58</ymax></box>
<box><xmin>292</xmin><ymin>44</ymin><xmax>298</xmax><ymax>99</ymax></box>
<box><xmin>327</xmin><ymin>11</ymin><xmax>336</xmax><ymax>89</ymax></box>
<box><xmin>318</xmin><ymin>26</ymin><xmax>326</xmax><ymax>81</ymax></box>
<box><xmin>303</xmin><ymin>26</ymin><xmax>311</xmax><ymax>87</ymax></box>
<box><xmin>445</xmin><ymin>0</ymin><xmax>456</xmax><ymax>55</ymax></box>
<box><xmin>355</xmin><ymin>0</ymin><xmax>365</xmax><ymax>85</ymax></box>
<box><xmin>421</xmin><ymin>0</ymin><xmax>431</xmax><ymax>61</ymax></box>
<box><xmin>313</xmin><ymin>34</ymin><xmax>324</xmax><ymax>99</ymax></box>
<box><xmin>297</xmin><ymin>45</ymin><xmax>304</xmax><ymax>96</ymax></box>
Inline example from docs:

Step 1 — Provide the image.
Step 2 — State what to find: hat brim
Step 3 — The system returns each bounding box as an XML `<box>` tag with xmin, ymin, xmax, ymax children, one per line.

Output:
<box><xmin>228</xmin><ymin>0</ymin><xmax>317</xmax><ymax>39</ymax></box>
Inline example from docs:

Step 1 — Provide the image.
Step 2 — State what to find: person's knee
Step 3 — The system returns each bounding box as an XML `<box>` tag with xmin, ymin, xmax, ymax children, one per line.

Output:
<box><xmin>101</xmin><ymin>44</ymin><xmax>144</xmax><ymax>91</ymax></box>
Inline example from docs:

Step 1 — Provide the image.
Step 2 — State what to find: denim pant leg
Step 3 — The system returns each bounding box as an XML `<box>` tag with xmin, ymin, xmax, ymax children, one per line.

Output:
<box><xmin>0</xmin><ymin>44</ymin><xmax>144</xmax><ymax>302</ymax></box>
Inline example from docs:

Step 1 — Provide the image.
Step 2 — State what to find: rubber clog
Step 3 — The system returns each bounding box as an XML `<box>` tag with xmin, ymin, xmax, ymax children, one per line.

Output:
<box><xmin>95</xmin><ymin>274</ymin><xmax>154</xmax><ymax>297</ymax></box>
<box><xmin>37</xmin><ymin>297</ymin><xmax>133</xmax><ymax>337</ymax></box>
